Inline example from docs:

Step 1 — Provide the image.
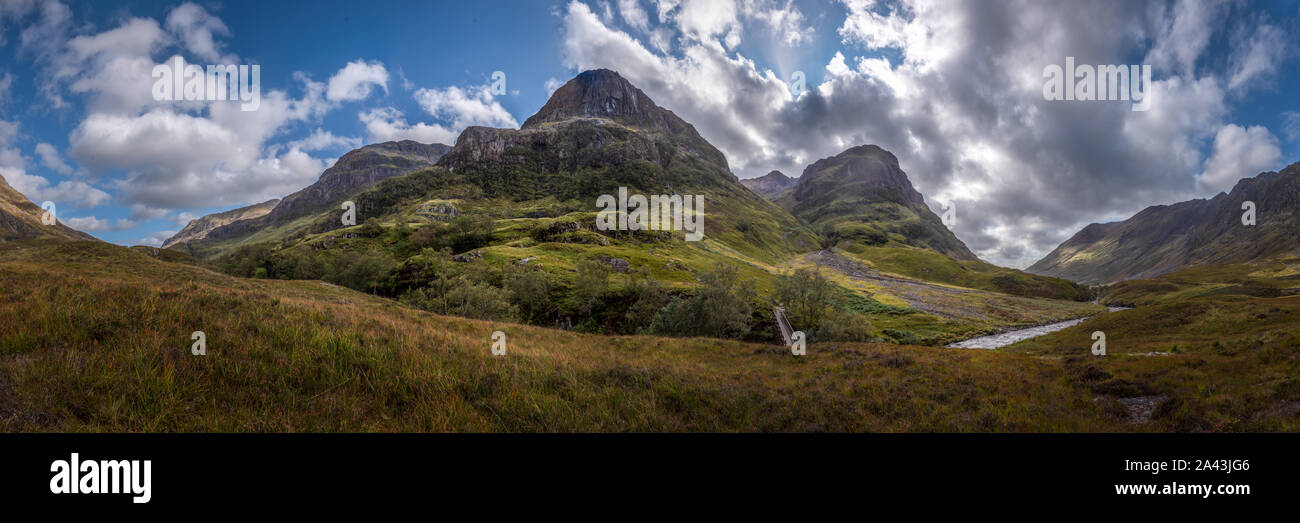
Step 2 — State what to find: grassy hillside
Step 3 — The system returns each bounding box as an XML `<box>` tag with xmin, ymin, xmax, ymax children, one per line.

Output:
<box><xmin>0</xmin><ymin>239</ymin><xmax>1171</xmax><ymax>432</ymax></box>
<box><xmin>840</xmin><ymin>245</ymin><xmax>1094</xmax><ymax>301</ymax></box>
<box><xmin>1004</xmin><ymin>259</ymin><xmax>1300</xmax><ymax>431</ymax></box>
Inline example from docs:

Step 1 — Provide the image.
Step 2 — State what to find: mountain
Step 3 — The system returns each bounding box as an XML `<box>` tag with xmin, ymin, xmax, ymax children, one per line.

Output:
<box><xmin>180</xmin><ymin>140</ymin><xmax>449</xmax><ymax>257</ymax></box>
<box><xmin>0</xmin><ymin>172</ymin><xmax>96</xmax><ymax>241</ymax></box>
<box><xmin>780</xmin><ymin>144</ymin><xmax>976</xmax><ymax>260</ymax></box>
<box><xmin>741</xmin><ymin>170</ymin><xmax>795</xmax><ymax>199</ymax></box>
<box><xmin>1028</xmin><ymin>161</ymin><xmax>1300</xmax><ymax>284</ymax></box>
<box><xmin>162</xmin><ymin>198</ymin><xmax>279</xmax><ymax>248</ymax></box>
<box><xmin>776</xmin><ymin>145</ymin><xmax>1089</xmax><ymax>300</ymax></box>
<box><xmin>438</xmin><ymin>68</ymin><xmax>735</xmax><ymax>193</ymax></box>
<box><xmin>403</xmin><ymin>68</ymin><xmax>814</xmax><ymax>260</ymax></box>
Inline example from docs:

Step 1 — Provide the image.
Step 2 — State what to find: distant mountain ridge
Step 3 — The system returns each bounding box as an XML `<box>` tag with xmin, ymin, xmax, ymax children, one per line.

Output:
<box><xmin>162</xmin><ymin>198</ymin><xmax>279</xmax><ymax>249</ymax></box>
<box><xmin>0</xmin><ymin>172</ymin><xmax>96</xmax><ymax>242</ymax></box>
<box><xmin>174</xmin><ymin>140</ymin><xmax>449</xmax><ymax>255</ymax></box>
<box><xmin>741</xmin><ymin>170</ymin><xmax>795</xmax><ymax>199</ymax></box>
<box><xmin>1029</xmin><ymin>161</ymin><xmax>1300</xmax><ymax>284</ymax></box>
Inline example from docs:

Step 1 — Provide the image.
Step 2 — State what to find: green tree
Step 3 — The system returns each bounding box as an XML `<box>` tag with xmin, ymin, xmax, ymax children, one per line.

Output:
<box><xmin>774</xmin><ymin>268</ymin><xmax>839</xmax><ymax>333</ymax></box>
<box><xmin>622</xmin><ymin>270</ymin><xmax>668</xmax><ymax>333</ymax></box>
<box><xmin>359</xmin><ymin>217</ymin><xmax>384</xmax><ymax>238</ymax></box>
<box><xmin>651</xmin><ymin>263</ymin><xmax>753</xmax><ymax>339</ymax></box>
<box><xmin>504</xmin><ymin>264</ymin><xmax>555</xmax><ymax>324</ymax></box>
<box><xmin>572</xmin><ymin>259</ymin><xmax>611</xmax><ymax>317</ymax></box>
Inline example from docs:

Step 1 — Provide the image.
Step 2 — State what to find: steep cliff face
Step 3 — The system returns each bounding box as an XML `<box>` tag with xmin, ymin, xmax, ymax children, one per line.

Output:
<box><xmin>741</xmin><ymin>170</ymin><xmax>795</xmax><ymax>199</ymax></box>
<box><xmin>781</xmin><ymin>145</ymin><xmax>977</xmax><ymax>261</ymax></box>
<box><xmin>162</xmin><ymin>199</ymin><xmax>280</xmax><ymax>248</ymax></box>
<box><xmin>1029</xmin><ymin>161</ymin><xmax>1300</xmax><ymax>284</ymax></box>
<box><xmin>0</xmin><ymin>172</ymin><xmax>97</xmax><ymax>242</ymax></box>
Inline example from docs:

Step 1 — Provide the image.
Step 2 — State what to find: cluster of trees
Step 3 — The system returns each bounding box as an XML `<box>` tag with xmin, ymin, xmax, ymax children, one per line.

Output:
<box><xmin>222</xmin><ymin>239</ymin><xmax>873</xmax><ymax>343</ymax></box>
<box><xmin>774</xmin><ymin>268</ymin><xmax>875</xmax><ymax>343</ymax></box>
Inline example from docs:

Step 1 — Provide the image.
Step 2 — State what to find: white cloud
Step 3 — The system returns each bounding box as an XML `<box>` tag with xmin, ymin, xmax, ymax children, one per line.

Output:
<box><xmin>34</xmin><ymin>142</ymin><xmax>74</xmax><ymax>174</ymax></box>
<box><xmin>70</xmin><ymin>107</ymin><xmax>326</xmax><ymax>214</ymax></box>
<box><xmin>134</xmin><ymin>229</ymin><xmax>176</xmax><ymax>247</ymax></box>
<box><xmin>558</xmin><ymin>0</ymin><xmax>1291</xmax><ymax>268</ymax></box>
<box><xmin>163</xmin><ymin>2</ymin><xmax>232</xmax><ymax>63</ymax></box>
<box><xmin>3</xmin><ymin>168</ymin><xmax>111</xmax><ymax>208</ymax></box>
<box><xmin>618</xmin><ymin>0</ymin><xmax>651</xmax><ymax>32</ymax></box>
<box><xmin>1226</xmin><ymin>22</ymin><xmax>1286</xmax><ymax>92</ymax></box>
<box><xmin>0</xmin><ymin>119</ymin><xmax>108</xmax><ymax>208</ymax></box>
<box><xmin>1144</xmin><ymin>0</ymin><xmax>1224</xmax><ymax>79</ymax></box>
<box><xmin>0</xmin><ymin>0</ymin><xmax>38</xmax><ymax>46</ymax></box>
<box><xmin>413</xmin><ymin>84</ymin><xmax>518</xmax><ymax>130</ymax></box>
<box><xmin>1283</xmin><ymin>111</ymin><xmax>1300</xmax><ymax>142</ymax></box>
<box><xmin>360</xmin><ymin>76</ymin><xmax>520</xmax><ymax>145</ymax></box>
<box><xmin>745</xmin><ymin>0</ymin><xmax>812</xmax><ymax>46</ymax></box>
<box><xmin>360</xmin><ymin>107</ymin><xmax>458</xmax><ymax>145</ymax></box>
<box><xmin>545</xmin><ymin>77</ymin><xmax>565</xmax><ymax>97</ymax></box>
<box><xmin>28</xmin><ymin>5</ymin><xmax>392</xmax><ymax>220</ymax></box>
<box><xmin>1196</xmin><ymin>124</ymin><xmax>1282</xmax><ymax>194</ymax></box>
<box><xmin>64</xmin><ymin>215</ymin><xmax>134</xmax><ymax>232</ymax></box>
<box><xmin>326</xmin><ymin>59</ymin><xmax>389</xmax><ymax>102</ymax></box>
<box><xmin>0</xmin><ymin>72</ymin><xmax>12</xmax><ymax>106</ymax></box>
<box><xmin>288</xmin><ymin>129</ymin><xmax>362</xmax><ymax>152</ymax></box>
<box><xmin>675</xmin><ymin>0</ymin><xmax>742</xmax><ymax>48</ymax></box>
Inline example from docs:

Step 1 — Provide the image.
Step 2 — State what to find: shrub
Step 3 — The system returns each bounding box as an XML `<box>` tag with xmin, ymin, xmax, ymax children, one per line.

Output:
<box><xmin>651</xmin><ymin>263</ymin><xmax>753</xmax><ymax>339</ymax></box>
<box><xmin>403</xmin><ymin>277</ymin><xmax>516</xmax><ymax>321</ymax></box>
<box><xmin>411</xmin><ymin>224</ymin><xmax>442</xmax><ymax>249</ymax></box>
<box><xmin>572</xmin><ymin>259</ymin><xmax>612</xmax><ymax>317</ymax></box>
<box><xmin>622</xmin><ymin>271</ymin><xmax>669</xmax><ymax>333</ymax></box>
<box><xmin>359</xmin><ymin>218</ymin><xmax>384</xmax><ymax>238</ymax></box>
<box><xmin>504</xmin><ymin>264</ymin><xmax>557</xmax><ymax>324</ymax></box>
<box><xmin>327</xmin><ymin>251</ymin><xmax>395</xmax><ymax>294</ymax></box>
<box><xmin>444</xmin><ymin>215</ymin><xmax>495</xmax><ymax>253</ymax></box>
<box><xmin>815</xmin><ymin>310</ymin><xmax>874</xmax><ymax>342</ymax></box>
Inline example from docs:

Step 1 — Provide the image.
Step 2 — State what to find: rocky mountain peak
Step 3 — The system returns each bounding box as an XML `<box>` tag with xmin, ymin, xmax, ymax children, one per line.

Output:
<box><xmin>741</xmin><ymin>170</ymin><xmax>797</xmax><ymax>199</ymax></box>
<box><xmin>521</xmin><ymin>69</ymin><xmax>695</xmax><ymax>136</ymax></box>
<box><xmin>792</xmin><ymin>144</ymin><xmax>924</xmax><ymax>206</ymax></box>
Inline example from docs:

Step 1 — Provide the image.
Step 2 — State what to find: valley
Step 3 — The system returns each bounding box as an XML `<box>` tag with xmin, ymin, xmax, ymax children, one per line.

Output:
<box><xmin>0</xmin><ymin>69</ymin><xmax>1296</xmax><ymax>432</ymax></box>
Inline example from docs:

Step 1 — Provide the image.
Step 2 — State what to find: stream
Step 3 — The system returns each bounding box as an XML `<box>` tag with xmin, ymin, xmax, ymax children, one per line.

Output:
<box><xmin>945</xmin><ymin>307</ymin><xmax>1130</xmax><ymax>349</ymax></box>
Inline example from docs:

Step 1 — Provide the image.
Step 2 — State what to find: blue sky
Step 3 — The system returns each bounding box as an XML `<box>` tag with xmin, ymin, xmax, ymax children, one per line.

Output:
<box><xmin>0</xmin><ymin>0</ymin><xmax>1297</xmax><ymax>268</ymax></box>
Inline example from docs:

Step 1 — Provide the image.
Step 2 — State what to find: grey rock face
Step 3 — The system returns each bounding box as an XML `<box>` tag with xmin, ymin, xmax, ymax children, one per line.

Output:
<box><xmin>741</xmin><ymin>170</ymin><xmax>796</xmax><ymax>199</ymax></box>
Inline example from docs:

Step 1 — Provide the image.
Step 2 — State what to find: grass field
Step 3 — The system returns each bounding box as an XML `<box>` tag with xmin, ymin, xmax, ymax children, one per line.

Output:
<box><xmin>2</xmin><ymin>240</ymin><xmax>1295</xmax><ymax>431</ymax></box>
